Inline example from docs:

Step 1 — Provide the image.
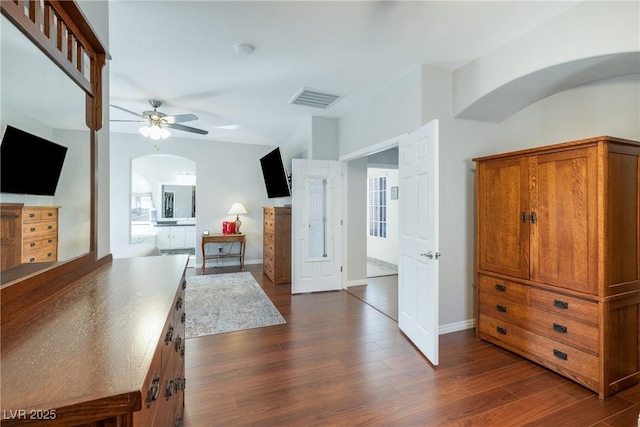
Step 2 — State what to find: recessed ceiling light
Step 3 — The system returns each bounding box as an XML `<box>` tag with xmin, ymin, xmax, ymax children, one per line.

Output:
<box><xmin>235</xmin><ymin>43</ymin><xmax>255</xmax><ymax>55</ymax></box>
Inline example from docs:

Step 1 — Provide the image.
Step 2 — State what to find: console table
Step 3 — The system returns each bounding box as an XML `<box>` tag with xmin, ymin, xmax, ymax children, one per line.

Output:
<box><xmin>201</xmin><ymin>233</ymin><xmax>246</xmax><ymax>273</ymax></box>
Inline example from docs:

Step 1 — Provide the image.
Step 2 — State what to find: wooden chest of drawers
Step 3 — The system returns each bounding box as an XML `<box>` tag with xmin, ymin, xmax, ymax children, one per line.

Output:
<box><xmin>263</xmin><ymin>206</ymin><xmax>291</xmax><ymax>284</ymax></box>
<box><xmin>21</xmin><ymin>206</ymin><xmax>58</xmax><ymax>264</ymax></box>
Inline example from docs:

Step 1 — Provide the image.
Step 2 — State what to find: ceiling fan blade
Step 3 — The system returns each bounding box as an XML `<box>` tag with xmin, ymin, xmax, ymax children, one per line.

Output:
<box><xmin>164</xmin><ymin>114</ymin><xmax>198</xmax><ymax>124</ymax></box>
<box><xmin>169</xmin><ymin>123</ymin><xmax>208</xmax><ymax>135</ymax></box>
<box><xmin>110</xmin><ymin>104</ymin><xmax>145</xmax><ymax>118</ymax></box>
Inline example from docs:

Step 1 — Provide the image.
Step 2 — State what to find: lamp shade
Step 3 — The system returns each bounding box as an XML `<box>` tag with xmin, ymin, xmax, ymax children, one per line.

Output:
<box><xmin>228</xmin><ymin>203</ymin><xmax>247</xmax><ymax>216</ymax></box>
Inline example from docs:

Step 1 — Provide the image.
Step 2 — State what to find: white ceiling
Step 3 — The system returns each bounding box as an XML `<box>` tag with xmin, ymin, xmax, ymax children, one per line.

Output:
<box><xmin>108</xmin><ymin>1</ymin><xmax>580</xmax><ymax>147</ymax></box>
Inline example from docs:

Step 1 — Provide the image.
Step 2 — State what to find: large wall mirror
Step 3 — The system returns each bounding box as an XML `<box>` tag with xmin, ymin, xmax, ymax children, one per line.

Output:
<box><xmin>0</xmin><ymin>1</ymin><xmax>105</xmax><ymax>291</ymax></box>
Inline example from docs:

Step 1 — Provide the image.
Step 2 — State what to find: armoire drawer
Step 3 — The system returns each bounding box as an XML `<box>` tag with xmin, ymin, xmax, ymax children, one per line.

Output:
<box><xmin>479</xmin><ymin>292</ymin><xmax>599</xmax><ymax>354</ymax></box>
<box><xmin>529</xmin><ymin>287</ymin><xmax>598</xmax><ymax>325</ymax></box>
<box><xmin>478</xmin><ymin>274</ymin><xmax>529</xmax><ymax>304</ymax></box>
<box><xmin>22</xmin><ymin>207</ymin><xmax>58</xmax><ymax>223</ymax></box>
<box><xmin>479</xmin><ymin>313</ymin><xmax>600</xmax><ymax>392</ymax></box>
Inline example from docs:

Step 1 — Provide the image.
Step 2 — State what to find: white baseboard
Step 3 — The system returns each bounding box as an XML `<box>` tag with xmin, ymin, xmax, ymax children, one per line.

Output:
<box><xmin>439</xmin><ymin>318</ymin><xmax>476</xmax><ymax>335</ymax></box>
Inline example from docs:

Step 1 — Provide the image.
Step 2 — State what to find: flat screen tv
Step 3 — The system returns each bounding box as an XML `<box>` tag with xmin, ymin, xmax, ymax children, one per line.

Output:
<box><xmin>1</xmin><ymin>125</ymin><xmax>68</xmax><ymax>196</ymax></box>
<box><xmin>260</xmin><ymin>147</ymin><xmax>291</xmax><ymax>198</ymax></box>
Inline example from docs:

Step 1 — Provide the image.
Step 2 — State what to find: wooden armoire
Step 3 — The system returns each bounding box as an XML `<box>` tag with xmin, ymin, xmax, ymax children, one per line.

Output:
<box><xmin>474</xmin><ymin>136</ymin><xmax>640</xmax><ymax>399</ymax></box>
<box><xmin>263</xmin><ymin>206</ymin><xmax>292</xmax><ymax>284</ymax></box>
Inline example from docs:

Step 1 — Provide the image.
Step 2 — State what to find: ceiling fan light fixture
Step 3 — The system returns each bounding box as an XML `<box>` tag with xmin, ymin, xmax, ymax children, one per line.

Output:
<box><xmin>139</xmin><ymin>125</ymin><xmax>151</xmax><ymax>137</ymax></box>
<box><xmin>159</xmin><ymin>128</ymin><xmax>171</xmax><ymax>139</ymax></box>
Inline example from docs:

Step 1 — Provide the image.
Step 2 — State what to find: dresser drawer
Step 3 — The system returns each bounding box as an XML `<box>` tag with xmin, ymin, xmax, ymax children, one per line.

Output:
<box><xmin>529</xmin><ymin>287</ymin><xmax>598</xmax><ymax>325</ymax></box>
<box><xmin>478</xmin><ymin>274</ymin><xmax>529</xmax><ymax>304</ymax></box>
<box><xmin>479</xmin><ymin>292</ymin><xmax>599</xmax><ymax>354</ymax></box>
<box><xmin>23</xmin><ymin>220</ymin><xmax>57</xmax><ymax>237</ymax></box>
<box><xmin>264</xmin><ymin>232</ymin><xmax>274</xmax><ymax>252</ymax></box>
<box><xmin>22</xmin><ymin>247</ymin><xmax>57</xmax><ymax>263</ymax></box>
<box><xmin>479</xmin><ymin>313</ymin><xmax>600</xmax><ymax>392</ymax></box>
<box><xmin>22</xmin><ymin>236</ymin><xmax>56</xmax><ymax>255</ymax></box>
<box><xmin>22</xmin><ymin>207</ymin><xmax>58</xmax><ymax>223</ymax></box>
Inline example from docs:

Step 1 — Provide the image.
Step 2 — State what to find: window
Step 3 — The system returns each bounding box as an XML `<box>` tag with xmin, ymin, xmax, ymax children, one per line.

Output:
<box><xmin>368</xmin><ymin>176</ymin><xmax>387</xmax><ymax>238</ymax></box>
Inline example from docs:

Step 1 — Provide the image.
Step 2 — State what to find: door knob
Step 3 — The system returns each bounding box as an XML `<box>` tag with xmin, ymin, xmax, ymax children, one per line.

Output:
<box><xmin>419</xmin><ymin>251</ymin><xmax>441</xmax><ymax>259</ymax></box>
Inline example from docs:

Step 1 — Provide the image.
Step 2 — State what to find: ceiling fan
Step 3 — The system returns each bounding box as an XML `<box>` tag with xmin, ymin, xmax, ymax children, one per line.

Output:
<box><xmin>110</xmin><ymin>99</ymin><xmax>208</xmax><ymax>139</ymax></box>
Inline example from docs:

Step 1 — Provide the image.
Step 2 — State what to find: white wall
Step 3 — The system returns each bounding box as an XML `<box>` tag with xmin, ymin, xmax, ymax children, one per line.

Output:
<box><xmin>340</xmin><ymin>67</ymin><xmax>639</xmax><ymax>333</ymax></box>
<box><xmin>366</xmin><ymin>167</ymin><xmax>399</xmax><ymax>268</ymax></box>
<box><xmin>110</xmin><ymin>132</ymin><xmax>278</xmax><ymax>267</ymax></box>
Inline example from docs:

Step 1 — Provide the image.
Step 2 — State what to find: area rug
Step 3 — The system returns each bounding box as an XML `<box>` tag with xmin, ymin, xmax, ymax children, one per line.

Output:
<box><xmin>185</xmin><ymin>272</ymin><xmax>286</xmax><ymax>338</ymax></box>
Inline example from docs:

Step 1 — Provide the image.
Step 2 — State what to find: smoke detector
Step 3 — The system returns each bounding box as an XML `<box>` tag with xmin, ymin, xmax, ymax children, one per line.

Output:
<box><xmin>235</xmin><ymin>43</ymin><xmax>255</xmax><ymax>55</ymax></box>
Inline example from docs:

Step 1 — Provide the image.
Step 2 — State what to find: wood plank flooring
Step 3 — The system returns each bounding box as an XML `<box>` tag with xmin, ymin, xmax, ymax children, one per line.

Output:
<box><xmin>183</xmin><ymin>264</ymin><xmax>640</xmax><ymax>426</ymax></box>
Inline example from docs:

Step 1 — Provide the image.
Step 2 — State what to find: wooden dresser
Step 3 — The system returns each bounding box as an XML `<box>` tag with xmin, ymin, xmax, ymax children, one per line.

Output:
<box><xmin>474</xmin><ymin>136</ymin><xmax>640</xmax><ymax>399</ymax></box>
<box><xmin>263</xmin><ymin>206</ymin><xmax>291</xmax><ymax>284</ymax></box>
<box><xmin>21</xmin><ymin>206</ymin><xmax>59</xmax><ymax>264</ymax></box>
<box><xmin>0</xmin><ymin>204</ymin><xmax>59</xmax><ymax>271</ymax></box>
<box><xmin>0</xmin><ymin>256</ymin><xmax>188</xmax><ymax>426</ymax></box>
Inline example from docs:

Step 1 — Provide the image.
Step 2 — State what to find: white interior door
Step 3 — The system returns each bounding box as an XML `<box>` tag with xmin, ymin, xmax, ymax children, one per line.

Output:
<box><xmin>398</xmin><ymin>120</ymin><xmax>440</xmax><ymax>365</ymax></box>
<box><xmin>291</xmin><ymin>159</ymin><xmax>343</xmax><ymax>294</ymax></box>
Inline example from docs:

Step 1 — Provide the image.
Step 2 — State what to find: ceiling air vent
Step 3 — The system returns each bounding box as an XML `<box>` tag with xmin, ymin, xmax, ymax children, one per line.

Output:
<box><xmin>289</xmin><ymin>87</ymin><xmax>342</xmax><ymax>109</ymax></box>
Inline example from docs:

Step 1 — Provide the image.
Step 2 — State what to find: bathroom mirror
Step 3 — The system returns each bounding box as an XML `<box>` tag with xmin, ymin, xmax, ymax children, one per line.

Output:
<box><xmin>159</xmin><ymin>184</ymin><xmax>196</xmax><ymax>220</ymax></box>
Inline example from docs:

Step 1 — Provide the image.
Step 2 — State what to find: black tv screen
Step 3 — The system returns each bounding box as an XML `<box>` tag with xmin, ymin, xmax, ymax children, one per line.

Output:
<box><xmin>260</xmin><ymin>147</ymin><xmax>291</xmax><ymax>198</ymax></box>
<box><xmin>1</xmin><ymin>125</ymin><xmax>68</xmax><ymax>196</ymax></box>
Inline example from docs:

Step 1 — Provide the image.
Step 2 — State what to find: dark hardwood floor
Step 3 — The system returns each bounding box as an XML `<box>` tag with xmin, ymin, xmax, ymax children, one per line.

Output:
<box><xmin>183</xmin><ymin>264</ymin><xmax>640</xmax><ymax>426</ymax></box>
<box><xmin>346</xmin><ymin>275</ymin><xmax>398</xmax><ymax>321</ymax></box>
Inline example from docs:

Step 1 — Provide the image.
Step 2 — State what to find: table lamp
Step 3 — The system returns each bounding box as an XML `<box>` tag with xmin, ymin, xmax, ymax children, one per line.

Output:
<box><xmin>228</xmin><ymin>203</ymin><xmax>247</xmax><ymax>234</ymax></box>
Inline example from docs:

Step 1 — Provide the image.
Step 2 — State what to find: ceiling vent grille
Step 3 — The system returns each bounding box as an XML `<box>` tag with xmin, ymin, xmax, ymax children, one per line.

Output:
<box><xmin>289</xmin><ymin>87</ymin><xmax>342</xmax><ymax>109</ymax></box>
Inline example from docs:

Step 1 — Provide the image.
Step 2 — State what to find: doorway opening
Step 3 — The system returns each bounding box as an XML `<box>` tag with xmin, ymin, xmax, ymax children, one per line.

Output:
<box><xmin>131</xmin><ymin>154</ymin><xmax>197</xmax><ymax>266</ymax></box>
<box><xmin>345</xmin><ymin>147</ymin><xmax>399</xmax><ymax>321</ymax></box>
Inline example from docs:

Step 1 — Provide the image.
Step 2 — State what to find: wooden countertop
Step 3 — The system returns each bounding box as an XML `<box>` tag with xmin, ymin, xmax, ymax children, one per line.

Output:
<box><xmin>0</xmin><ymin>255</ymin><xmax>188</xmax><ymax>424</ymax></box>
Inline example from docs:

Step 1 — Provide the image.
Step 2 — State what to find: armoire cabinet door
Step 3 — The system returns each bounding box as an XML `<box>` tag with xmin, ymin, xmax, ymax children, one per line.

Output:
<box><xmin>530</xmin><ymin>148</ymin><xmax>598</xmax><ymax>294</ymax></box>
<box><xmin>477</xmin><ymin>157</ymin><xmax>530</xmax><ymax>279</ymax></box>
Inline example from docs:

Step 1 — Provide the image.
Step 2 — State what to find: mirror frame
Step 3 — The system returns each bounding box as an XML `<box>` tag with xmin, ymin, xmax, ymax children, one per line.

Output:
<box><xmin>1</xmin><ymin>0</ymin><xmax>107</xmax><ymax>322</ymax></box>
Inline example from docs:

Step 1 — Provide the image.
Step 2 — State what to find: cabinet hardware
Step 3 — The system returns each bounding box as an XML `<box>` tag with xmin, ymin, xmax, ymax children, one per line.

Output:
<box><xmin>182</xmin><ymin>279</ymin><xmax>187</xmax><ymax>290</ymax></box>
<box><xmin>29</xmin><ymin>257</ymin><xmax>35</xmax><ymax>262</ymax></box>
<box><xmin>175</xmin><ymin>297</ymin><xmax>183</xmax><ymax>311</ymax></box>
<box><xmin>496</xmin><ymin>304</ymin><xmax>507</xmax><ymax>313</ymax></box>
<box><xmin>553</xmin><ymin>300</ymin><xmax>569</xmax><ymax>309</ymax></box>
<box><xmin>181</xmin><ymin>312</ymin><xmax>186</xmax><ymax>324</ymax></box>
<box><xmin>30</xmin><ymin>227</ymin><xmax>35</xmax><ymax>232</ymax></box>
<box><xmin>553</xmin><ymin>349</ymin><xmax>568</xmax><ymax>361</ymax></box>
<box><xmin>48</xmin><ymin>225</ymin><xmax>52</xmax><ymax>230</ymax></box>
<box><xmin>29</xmin><ymin>213</ymin><xmax>35</xmax><ymax>217</ymax></box>
<box><xmin>530</xmin><ymin>212</ymin><xmax>537</xmax><ymax>224</ymax></box>
<box><xmin>165</xmin><ymin>325</ymin><xmax>174</xmax><ymax>344</ymax></box>
<box><xmin>175</xmin><ymin>336</ymin><xmax>182</xmax><ymax>352</ymax></box>
<box><xmin>47</xmin><ymin>212</ymin><xmax>53</xmax><ymax>216</ymax></box>
<box><xmin>30</xmin><ymin>242</ymin><xmax>36</xmax><ymax>247</ymax></box>
<box><xmin>553</xmin><ymin>323</ymin><xmax>567</xmax><ymax>334</ymax></box>
<box><xmin>521</xmin><ymin>211</ymin><xmax>527</xmax><ymax>223</ymax></box>
<box><xmin>146</xmin><ymin>374</ymin><xmax>160</xmax><ymax>407</ymax></box>
<box><xmin>496</xmin><ymin>326</ymin><xmax>507</xmax><ymax>335</ymax></box>
<box><xmin>166</xmin><ymin>378</ymin><xmax>174</xmax><ymax>399</ymax></box>
<box><xmin>176</xmin><ymin>416</ymin><xmax>183</xmax><ymax>427</ymax></box>
<box><xmin>495</xmin><ymin>284</ymin><xmax>506</xmax><ymax>292</ymax></box>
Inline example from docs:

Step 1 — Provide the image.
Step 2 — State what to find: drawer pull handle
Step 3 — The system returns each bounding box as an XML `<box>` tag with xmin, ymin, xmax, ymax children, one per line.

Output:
<box><xmin>553</xmin><ymin>349</ymin><xmax>568</xmax><ymax>361</ymax></box>
<box><xmin>48</xmin><ymin>239</ymin><xmax>52</xmax><ymax>243</ymax></box>
<box><xmin>553</xmin><ymin>299</ymin><xmax>569</xmax><ymax>309</ymax></box>
<box><xmin>496</xmin><ymin>304</ymin><xmax>507</xmax><ymax>313</ymax></box>
<box><xmin>48</xmin><ymin>225</ymin><xmax>52</xmax><ymax>230</ymax></box>
<box><xmin>495</xmin><ymin>284</ymin><xmax>506</xmax><ymax>292</ymax></box>
<box><xmin>29</xmin><ymin>213</ymin><xmax>35</xmax><ymax>218</ymax></box>
<box><xmin>166</xmin><ymin>378</ymin><xmax>174</xmax><ymax>399</ymax></box>
<box><xmin>165</xmin><ymin>325</ymin><xmax>174</xmax><ymax>344</ymax></box>
<box><xmin>47</xmin><ymin>212</ymin><xmax>53</xmax><ymax>217</ymax></box>
<box><xmin>47</xmin><ymin>252</ymin><xmax>52</xmax><ymax>257</ymax></box>
<box><xmin>30</xmin><ymin>242</ymin><xmax>36</xmax><ymax>247</ymax></box>
<box><xmin>147</xmin><ymin>373</ymin><xmax>160</xmax><ymax>407</ymax></box>
<box><xmin>175</xmin><ymin>336</ymin><xmax>182</xmax><ymax>352</ymax></box>
<box><xmin>182</xmin><ymin>279</ymin><xmax>187</xmax><ymax>290</ymax></box>
<box><xmin>553</xmin><ymin>323</ymin><xmax>567</xmax><ymax>334</ymax></box>
<box><xmin>496</xmin><ymin>326</ymin><xmax>507</xmax><ymax>335</ymax></box>
<box><xmin>29</xmin><ymin>257</ymin><xmax>35</xmax><ymax>262</ymax></box>
<box><xmin>30</xmin><ymin>227</ymin><xmax>36</xmax><ymax>232</ymax></box>
<box><xmin>521</xmin><ymin>211</ymin><xmax>527</xmax><ymax>223</ymax></box>
<box><xmin>181</xmin><ymin>312</ymin><xmax>186</xmax><ymax>324</ymax></box>
<box><xmin>175</xmin><ymin>296</ymin><xmax>183</xmax><ymax>311</ymax></box>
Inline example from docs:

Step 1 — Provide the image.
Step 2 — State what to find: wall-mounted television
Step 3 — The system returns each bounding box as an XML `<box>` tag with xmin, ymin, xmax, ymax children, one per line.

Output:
<box><xmin>1</xmin><ymin>125</ymin><xmax>68</xmax><ymax>196</ymax></box>
<box><xmin>260</xmin><ymin>147</ymin><xmax>291</xmax><ymax>198</ymax></box>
